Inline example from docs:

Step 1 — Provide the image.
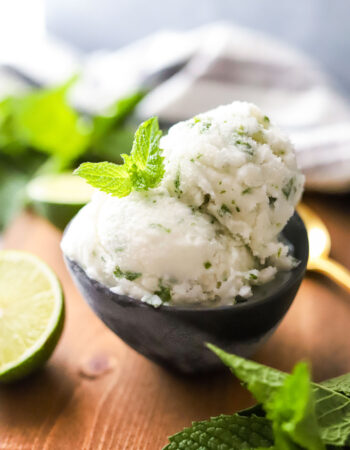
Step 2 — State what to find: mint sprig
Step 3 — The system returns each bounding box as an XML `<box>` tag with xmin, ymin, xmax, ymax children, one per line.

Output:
<box><xmin>264</xmin><ymin>362</ymin><xmax>324</xmax><ymax>450</ymax></box>
<box><xmin>209</xmin><ymin>345</ymin><xmax>350</xmax><ymax>447</ymax></box>
<box><xmin>164</xmin><ymin>345</ymin><xmax>350</xmax><ymax>449</ymax></box>
<box><xmin>74</xmin><ymin>117</ymin><xmax>164</xmax><ymax>197</ymax></box>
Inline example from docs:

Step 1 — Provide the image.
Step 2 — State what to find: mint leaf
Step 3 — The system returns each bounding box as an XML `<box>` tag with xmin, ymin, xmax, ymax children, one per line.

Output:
<box><xmin>207</xmin><ymin>344</ymin><xmax>286</xmax><ymax>404</ymax></box>
<box><xmin>163</xmin><ymin>414</ymin><xmax>274</xmax><ymax>450</ymax></box>
<box><xmin>85</xmin><ymin>126</ymin><xmax>135</xmax><ymax>165</ymax></box>
<box><xmin>208</xmin><ymin>344</ymin><xmax>350</xmax><ymax>447</ymax></box>
<box><xmin>75</xmin><ymin>117</ymin><xmax>164</xmax><ymax>197</ymax></box>
<box><xmin>265</xmin><ymin>362</ymin><xmax>325</xmax><ymax>450</ymax></box>
<box><xmin>123</xmin><ymin>116</ymin><xmax>164</xmax><ymax>191</ymax></box>
<box><xmin>321</xmin><ymin>374</ymin><xmax>350</xmax><ymax>398</ymax></box>
<box><xmin>74</xmin><ymin>161</ymin><xmax>132</xmax><ymax>197</ymax></box>
<box><xmin>0</xmin><ymin>164</ymin><xmax>28</xmax><ymax>230</ymax></box>
<box><xmin>91</xmin><ymin>91</ymin><xmax>145</xmax><ymax>142</ymax></box>
<box><xmin>0</xmin><ymin>80</ymin><xmax>90</xmax><ymax>167</ymax></box>
<box><xmin>87</xmin><ymin>91</ymin><xmax>144</xmax><ymax>164</ymax></box>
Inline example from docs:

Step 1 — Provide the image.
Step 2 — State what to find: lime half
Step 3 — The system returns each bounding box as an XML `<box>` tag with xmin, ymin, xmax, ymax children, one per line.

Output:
<box><xmin>27</xmin><ymin>173</ymin><xmax>94</xmax><ymax>230</ymax></box>
<box><xmin>0</xmin><ymin>250</ymin><xmax>64</xmax><ymax>382</ymax></box>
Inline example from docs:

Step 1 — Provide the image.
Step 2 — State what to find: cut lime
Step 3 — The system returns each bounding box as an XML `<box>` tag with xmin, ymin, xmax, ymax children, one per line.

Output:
<box><xmin>27</xmin><ymin>173</ymin><xmax>94</xmax><ymax>230</ymax></box>
<box><xmin>0</xmin><ymin>250</ymin><xmax>65</xmax><ymax>383</ymax></box>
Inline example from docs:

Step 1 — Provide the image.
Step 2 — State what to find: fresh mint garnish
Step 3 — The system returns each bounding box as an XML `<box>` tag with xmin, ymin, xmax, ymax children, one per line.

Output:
<box><xmin>0</xmin><ymin>79</ymin><xmax>144</xmax><ymax>232</ymax></box>
<box><xmin>75</xmin><ymin>117</ymin><xmax>164</xmax><ymax>197</ymax></box>
<box><xmin>264</xmin><ymin>362</ymin><xmax>324</xmax><ymax>450</ymax></box>
<box><xmin>208</xmin><ymin>345</ymin><xmax>350</xmax><ymax>447</ymax></box>
<box><xmin>165</xmin><ymin>345</ymin><xmax>350</xmax><ymax>449</ymax></box>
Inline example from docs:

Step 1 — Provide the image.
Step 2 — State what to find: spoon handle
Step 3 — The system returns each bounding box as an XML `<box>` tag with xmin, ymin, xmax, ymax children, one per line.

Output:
<box><xmin>312</xmin><ymin>257</ymin><xmax>350</xmax><ymax>294</ymax></box>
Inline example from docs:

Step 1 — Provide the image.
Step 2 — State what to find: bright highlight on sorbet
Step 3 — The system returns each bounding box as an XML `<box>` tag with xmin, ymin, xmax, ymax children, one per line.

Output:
<box><xmin>61</xmin><ymin>102</ymin><xmax>304</xmax><ymax>306</ymax></box>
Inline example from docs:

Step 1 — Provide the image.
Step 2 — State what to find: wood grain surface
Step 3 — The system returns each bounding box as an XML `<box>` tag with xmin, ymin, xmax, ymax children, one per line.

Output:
<box><xmin>0</xmin><ymin>193</ymin><xmax>349</xmax><ymax>450</ymax></box>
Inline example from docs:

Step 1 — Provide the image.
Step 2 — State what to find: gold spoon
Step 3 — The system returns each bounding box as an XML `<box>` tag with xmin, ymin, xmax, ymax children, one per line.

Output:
<box><xmin>297</xmin><ymin>203</ymin><xmax>350</xmax><ymax>293</ymax></box>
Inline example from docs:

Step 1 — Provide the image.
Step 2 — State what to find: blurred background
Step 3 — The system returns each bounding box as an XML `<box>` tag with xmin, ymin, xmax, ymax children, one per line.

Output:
<box><xmin>47</xmin><ymin>0</ymin><xmax>350</xmax><ymax>96</ymax></box>
<box><xmin>0</xmin><ymin>0</ymin><xmax>349</xmax><ymax>231</ymax></box>
<box><xmin>2</xmin><ymin>0</ymin><xmax>350</xmax><ymax>95</ymax></box>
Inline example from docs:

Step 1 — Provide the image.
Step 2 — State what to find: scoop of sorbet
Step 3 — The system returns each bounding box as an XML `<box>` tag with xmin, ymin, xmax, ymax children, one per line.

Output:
<box><xmin>61</xmin><ymin>101</ymin><xmax>304</xmax><ymax>307</ymax></box>
<box><xmin>162</xmin><ymin>102</ymin><xmax>304</xmax><ymax>261</ymax></box>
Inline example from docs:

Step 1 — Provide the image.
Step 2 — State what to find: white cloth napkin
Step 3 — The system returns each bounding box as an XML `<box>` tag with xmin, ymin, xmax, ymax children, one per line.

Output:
<box><xmin>5</xmin><ymin>23</ymin><xmax>350</xmax><ymax>192</ymax></box>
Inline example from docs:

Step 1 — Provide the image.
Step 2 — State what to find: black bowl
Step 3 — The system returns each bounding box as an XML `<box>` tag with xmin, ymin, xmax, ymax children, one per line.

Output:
<box><xmin>64</xmin><ymin>212</ymin><xmax>308</xmax><ymax>374</ymax></box>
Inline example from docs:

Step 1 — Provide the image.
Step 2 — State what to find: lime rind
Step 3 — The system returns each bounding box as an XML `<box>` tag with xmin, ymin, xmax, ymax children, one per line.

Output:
<box><xmin>27</xmin><ymin>173</ymin><xmax>94</xmax><ymax>230</ymax></box>
<box><xmin>27</xmin><ymin>173</ymin><xmax>94</xmax><ymax>205</ymax></box>
<box><xmin>0</xmin><ymin>250</ymin><xmax>65</xmax><ymax>383</ymax></box>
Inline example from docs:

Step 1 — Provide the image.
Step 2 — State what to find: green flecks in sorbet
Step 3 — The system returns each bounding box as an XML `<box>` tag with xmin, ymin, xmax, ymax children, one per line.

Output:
<box><xmin>174</xmin><ymin>168</ymin><xmax>183</xmax><ymax>198</ymax></box>
<box><xmin>114</xmin><ymin>266</ymin><xmax>141</xmax><ymax>281</ymax></box>
<box><xmin>190</xmin><ymin>117</ymin><xmax>212</xmax><ymax>133</ymax></box>
<box><xmin>235</xmin><ymin>139</ymin><xmax>254</xmax><ymax>156</ymax></box>
<box><xmin>204</xmin><ymin>261</ymin><xmax>212</xmax><ymax>269</ymax></box>
<box><xmin>282</xmin><ymin>177</ymin><xmax>296</xmax><ymax>200</ymax></box>
<box><xmin>154</xmin><ymin>281</ymin><xmax>172</xmax><ymax>303</ymax></box>
<box><xmin>268</xmin><ymin>196</ymin><xmax>277</xmax><ymax>207</ymax></box>
<box><xmin>150</xmin><ymin>223</ymin><xmax>171</xmax><ymax>233</ymax></box>
<box><xmin>218</xmin><ymin>204</ymin><xmax>231</xmax><ymax>217</ymax></box>
<box><xmin>252</xmin><ymin>130</ymin><xmax>267</xmax><ymax>144</ymax></box>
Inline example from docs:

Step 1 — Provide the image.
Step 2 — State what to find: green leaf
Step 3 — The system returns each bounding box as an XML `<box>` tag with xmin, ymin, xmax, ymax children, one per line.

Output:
<box><xmin>163</xmin><ymin>414</ymin><xmax>274</xmax><ymax>450</ymax></box>
<box><xmin>90</xmin><ymin>91</ymin><xmax>145</xmax><ymax>142</ymax></box>
<box><xmin>0</xmin><ymin>165</ymin><xmax>28</xmax><ymax>230</ymax></box>
<box><xmin>321</xmin><ymin>374</ymin><xmax>350</xmax><ymax>398</ymax></box>
<box><xmin>124</xmin><ymin>116</ymin><xmax>164</xmax><ymax>191</ymax></box>
<box><xmin>74</xmin><ymin>161</ymin><xmax>132</xmax><ymax>197</ymax></box>
<box><xmin>207</xmin><ymin>344</ymin><xmax>286</xmax><ymax>404</ymax></box>
<box><xmin>208</xmin><ymin>344</ymin><xmax>350</xmax><ymax>447</ymax></box>
<box><xmin>75</xmin><ymin>117</ymin><xmax>164</xmax><ymax>197</ymax></box>
<box><xmin>265</xmin><ymin>362</ymin><xmax>325</xmax><ymax>450</ymax></box>
<box><xmin>84</xmin><ymin>126</ymin><xmax>135</xmax><ymax>165</ymax></box>
<box><xmin>0</xmin><ymin>80</ymin><xmax>90</xmax><ymax>167</ymax></box>
<box><xmin>87</xmin><ymin>91</ymin><xmax>144</xmax><ymax>164</ymax></box>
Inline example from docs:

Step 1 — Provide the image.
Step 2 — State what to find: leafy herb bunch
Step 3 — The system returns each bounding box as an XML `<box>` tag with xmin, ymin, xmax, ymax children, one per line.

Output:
<box><xmin>164</xmin><ymin>345</ymin><xmax>350</xmax><ymax>450</ymax></box>
<box><xmin>0</xmin><ymin>79</ymin><xmax>144</xmax><ymax>230</ymax></box>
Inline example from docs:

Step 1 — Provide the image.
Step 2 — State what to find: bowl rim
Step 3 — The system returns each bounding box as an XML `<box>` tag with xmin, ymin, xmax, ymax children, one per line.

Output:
<box><xmin>64</xmin><ymin>211</ymin><xmax>308</xmax><ymax>314</ymax></box>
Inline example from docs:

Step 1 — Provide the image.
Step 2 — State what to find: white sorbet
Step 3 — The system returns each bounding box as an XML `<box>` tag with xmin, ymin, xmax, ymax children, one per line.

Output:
<box><xmin>62</xmin><ymin>190</ymin><xmax>276</xmax><ymax>305</ymax></box>
<box><xmin>62</xmin><ymin>101</ymin><xmax>304</xmax><ymax>306</ymax></box>
<box><xmin>161</xmin><ymin>102</ymin><xmax>304</xmax><ymax>262</ymax></box>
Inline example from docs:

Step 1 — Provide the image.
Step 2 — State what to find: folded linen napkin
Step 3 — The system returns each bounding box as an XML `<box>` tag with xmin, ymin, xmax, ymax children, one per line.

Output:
<box><xmin>4</xmin><ymin>23</ymin><xmax>350</xmax><ymax>192</ymax></box>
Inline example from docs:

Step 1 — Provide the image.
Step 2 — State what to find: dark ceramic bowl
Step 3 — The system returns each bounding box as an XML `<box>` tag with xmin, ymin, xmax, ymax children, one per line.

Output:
<box><xmin>64</xmin><ymin>212</ymin><xmax>308</xmax><ymax>374</ymax></box>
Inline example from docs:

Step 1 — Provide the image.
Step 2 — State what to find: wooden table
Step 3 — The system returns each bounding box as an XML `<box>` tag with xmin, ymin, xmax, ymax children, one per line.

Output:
<box><xmin>1</xmin><ymin>193</ymin><xmax>349</xmax><ymax>449</ymax></box>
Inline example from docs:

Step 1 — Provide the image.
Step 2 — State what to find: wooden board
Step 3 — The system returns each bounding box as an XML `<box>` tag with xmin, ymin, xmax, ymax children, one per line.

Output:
<box><xmin>1</xmin><ymin>193</ymin><xmax>349</xmax><ymax>449</ymax></box>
